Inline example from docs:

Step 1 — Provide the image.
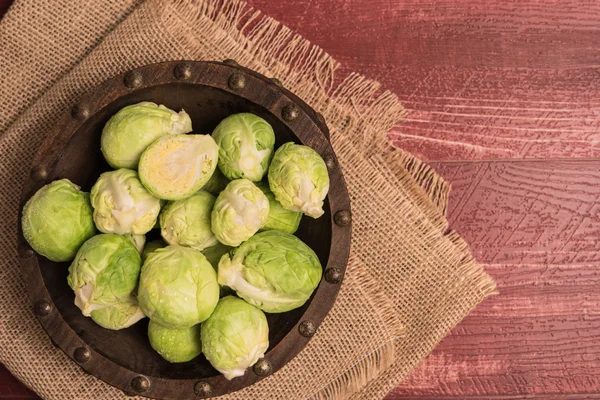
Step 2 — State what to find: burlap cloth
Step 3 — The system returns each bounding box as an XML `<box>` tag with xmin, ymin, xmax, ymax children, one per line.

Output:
<box><xmin>0</xmin><ymin>1</ymin><xmax>497</xmax><ymax>399</ymax></box>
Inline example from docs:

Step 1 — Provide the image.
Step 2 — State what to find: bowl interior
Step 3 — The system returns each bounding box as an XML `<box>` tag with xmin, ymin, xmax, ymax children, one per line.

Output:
<box><xmin>39</xmin><ymin>83</ymin><xmax>332</xmax><ymax>379</ymax></box>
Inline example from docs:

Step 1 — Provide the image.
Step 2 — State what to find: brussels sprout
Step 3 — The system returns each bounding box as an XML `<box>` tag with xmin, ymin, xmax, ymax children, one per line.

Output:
<box><xmin>141</xmin><ymin>239</ymin><xmax>166</xmax><ymax>262</ymax></box>
<box><xmin>160</xmin><ymin>191</ymin><xmax>217</xmax><ymax>251</ymax></box>
<box><xmin>101</xmin><ymin>102</ymin><xmax>192</xmax><ymax>169</ymax></box>
<box><xmin>139</xmin><ymin>134</ymin><xmax>219</xmax><ymax>200</ymax></box>
<box><xmin>201</xmin><ymin>296</ymin><xmax>269</xmax><ymax>380</ymax></box>
<box><xmin>21</xmin><ymin>179</ymin><xmax>96</xmax><ymax>262</ymax></box>
<box><xmin>90</xmin><ymin>169</ymin><xmax>161</xmax><ymax>235</ymax></box>
<box><xmin>268</xmin><ymin>142</ymin><xmax>329</xmax><ymax>219</ymax></box>
<box><xmin>255</xmin><ymin>181</ymin><xmax>302</xmax><ymax>234</ymax></box>
<box><xmin>218</xmin><ymin>231</ymin><xmax>322</xmax><ymax>313</ymax></box>
<box><xmin>148</xmin><ymin>320</ymin><xmax>202</xmax><ymax>363</ymax></box>
<box><xmin>212</xmin><ymin>113</ymin><xmax>275</xmax><ymax>181</ymax></box>
<box><xmin>138</xmin><ymin>245</ymin><xmax>219</xmax><ymax>329</ymax></box>
<box><xmin>201</xmin><ymin>242</ymin><xmax>233</xmax><ymax>270</ymax></box>
<box><xmin>127</xmin><ymin>234</ymin><xmax>146</xmax><ymax>254</ymax></box>
<box><xmin>201</xmin><ymin>168</ymin><xmax>229</xmax><ymax>195</ymax></box>
<box><xmin>68</xmin><ymin>234</ymin><xmax>141</xmax><ymax>316</ymax></box>
<box><xmin>90</xmin><ymin>295</ymin><xmax>145</xmax><ymax>330</ymax></box>
<box><xmin>211</xmin><ymin>179</ymin><xmax>269</xmax><ymax>247</ymax></box>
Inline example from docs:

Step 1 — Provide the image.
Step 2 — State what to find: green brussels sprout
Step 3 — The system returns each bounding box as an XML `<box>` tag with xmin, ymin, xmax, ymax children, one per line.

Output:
<box><xmin>101</xmin><ymin>102</ymin><xmax>192</xmax><ymax>169</ymax></box>
<box><xmin>211</xmin><ymin>179</ymin><xmax>269</xmax><ymax>247</ymax></box>
<box><xmin>68</xmin><ymin>234</ymin><xmax>141</xmax><ymax>316</ymax></box>
<box><xmin>255</xmin><ymin>181</ymin><xmax>302</xmax><ymax>234</ymax></box>
<box><xmin>201</xmin><ymin>296</ymin><xmax>269</xmax><ymax>380</ymax></box>
<box><xmin>90</xmin><ymin>169</ymin><xmax>161</xmax><ymax>235</ymax></box>
<box><xmin>21</xmin><ymin>179</ymin><xmax>96</xmax><ymax>262</ymax></box>
<box><xmin>268</xmin><ymin>142</ymin><xmax>329</xmax><ymax>219</ymax></box>
<box><xmin>139</xmin><ymin>134</ymin><xmax>219</xmax><ymax>200</ymax></box>
<box><xmin>148</xmin><ymin>320</ymin><xmax>202</xmax><ymax>363</ymax></box>
<box><xmin>201</xmin><ymin>167</ymin><xmax>229</xmax><ymax>195</ymax></box>
<box><xmin>126</xmin><ymin>234</ymin><xmax>146</xmax><ymax>254</ymax></box>
<box><xmin>212</xmin><ymin>113</ymin><xmax>275</xmax><ymax>182</ymax></box>
<box><xmin>218</xmin><ymin>231</ymin><xmax>322</xmax><ymax>313</ymax></box>
<box><xmin>160</xmin><ymin>191</ymin><xmax>217</xmax><ymax>251</ymax></box>
<box><xmin>138</xmin><ymin>245</ymin><xmax>219</xmax><ymax>329</ymax></box>
<box><xmin>141</xmin><ymin>239</ymin><xmax>166</xmax><ymax>262</ymax></box>
<box><xmin>201</xmin><ymin>242</ymin><xmax>233</xmax><ymax>270</ymax></box>
<box><xmin>90</xmin><ymin>295</ymin><xmax>145</xmax><ymax>330</ymax></box>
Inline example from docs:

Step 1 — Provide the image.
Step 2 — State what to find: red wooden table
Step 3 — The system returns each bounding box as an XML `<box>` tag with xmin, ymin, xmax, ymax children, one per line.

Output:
<box><xmin>2</xmin><ymin>0</ymin><xmax>600</xmax><ymax>399</ymax></box>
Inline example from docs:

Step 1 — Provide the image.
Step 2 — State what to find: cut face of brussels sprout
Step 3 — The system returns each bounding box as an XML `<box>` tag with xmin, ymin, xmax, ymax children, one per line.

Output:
<box><xmin>268</xmin><ymin>142</ymin><xmax>330</xmax><ymax>219</ymax></box>
<box><xmin>138</xmin><ymin>245</ymin><xmax>219</xmax><ymax>329</ymax></box>
<box><xmin>255</xmin><ymin>181</ymin><xmax>302</xmax><ymax>234</ymax></box>
<box><xmin>201</xmin><ymin>296</ymin><xmax>269</xmax><ymax>380</ymax></box>
<box><xmin>21</xmin><ymin>179</ymin><xmax>96</xmax><ymax>262</ymax></box>
<box><xmin>160</xmin><ymin>191</ymin><xmax>217</xmax><ymax>251</ymax></box>
<box><xmin>211</xmin><ymin>179</ymin><xmax>269</xmax><ymax>247</ymax></box>
<box><xmin>90</xmin><ymin>169</ymin><xmax>161</xmax><ymax>235</ymax></box>
<box><xmin>126</xmin><ymin>234</ymin><xmax>146</xmax><ymax>254</ymax></box>
<box><xmin>68</xmin><ymin>234</ymin><xmax>141</xmax><ymax>316</ymax></box>
<box><xmin>200</xmin><ymin>167</ymin><xmax>229</xmax><ymax>195</ymax></box>
<box><xmin>141</xmin><ymin>239</ymin><xmax>166</xmax><ymax>262</ymax></box>
<box><xmin>139</xmin><ymin>134</ymin><xmax>219</xmax><ymax>200</ymax></box>
<box><xmin>148</xmin><ymin>320</ymin><xmax>202</xmax><ymax>363</ymax></box>
<box><xmin>101</xmin><ymin>102</ymin><xmax>192</xmax><ymax>169</ymax></box>
<box><xmin>218</xmin><ymin>231</ymin><xmax>322</xmax><ymax>313</ymax></box>
<box><xmin>90</xmin><ymin>295</ymin><xmax>145</xmax><ymax>330</ymax></box>
<box><xmin>212</xmin><ymin>113</ymin><xmax>275</xmax><ymax>181</ymax></box>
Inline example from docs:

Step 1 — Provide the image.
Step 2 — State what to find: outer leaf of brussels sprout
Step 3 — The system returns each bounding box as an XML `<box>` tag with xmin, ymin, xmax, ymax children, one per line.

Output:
<box><xmin>141</xmin><ymin>239</ymin><xmax>166</xmax><ymax>262</ymax></box>
<box><xmin>200</xmin><ymin>168</ymin><xmax>229</xmax><ymax>195</ymax></box>
<box><xmin>201</xmin><ymin>242</ymin><xmax>233</xmax><ymax>271</ymax></box>
<box><xmin>90</xmin><ymin>169</ymin><xmax>161</xmax><ymax>235</ymax></box>
<box><xmin>218</xmin><ymin>231</ymin><xmax>322</xmax><ymax>313</ymax></box>
<box><xmin>255</xmin><ymin>181</ymin><xmax>302</xmax><ymax>234</ymax></box>
<box><xmin>148</xmin><ymin>320</ymin><xmax>202</xmax><ymax>363</ymax></box>
<box><xmin>90</xmin><ymin>296</ymin><xmax>145</xmax><ymax>330</ymax></box>
<box><xmin>201</xmin><ymin>296</ymin><xmax>269</xmax><ymax>380</ymax></box>
<box><xmin>101</xmin><ymin>102</ymin><xmax>192</xmax><ymax>169</ymax></box>
<box><xmin>126</xmin><ymin>234</ymin><xmax>146</xmax><ymax>254</ymax></box>
<box><xmin>21</xmin><ymin>179</ymin><xmax>96</xmax><ymax>262</ymax></box>
<box><xmin>139</xmin><ymin>134</ymin><xmax>219</xmax><ymax>200</ymax></box>
<box><xmin>268</xmin><ymin>142</ymin><xmax>330</xmax><ymax>219</ymax></box>
<box><xmin>138</xmin><ymin>245</ymin><xmax>219</xmax><ymax>329</ymax></box>
<box><xmin>210</xmin><ymin>179</ymin><xmax>269</xmax><ymax>247</ymax></box>
<box><xmin>68</xmin><ymin>234</ymin><xmax>141</xmax><ymax>316</ymax></box>
<box><xmin>160</xmin><ymin>191</ymin><xmax>217</xmax><ymax>251</ymax></box>
<box><xmin>212</xmin><ymin>113</ymin><xmax>275</xmax><ymax>181</ymax></box>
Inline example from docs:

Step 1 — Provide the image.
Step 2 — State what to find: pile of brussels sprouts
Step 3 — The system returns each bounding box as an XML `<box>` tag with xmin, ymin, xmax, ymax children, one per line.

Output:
<box><xmin>21</xmin><ymin>102</ymin><xmax>330</xmax><ymax>380</ymax></box>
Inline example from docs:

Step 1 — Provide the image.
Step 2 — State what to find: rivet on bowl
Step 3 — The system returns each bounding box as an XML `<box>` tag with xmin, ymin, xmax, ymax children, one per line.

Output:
<box><xmin>270</xmin><ymin>77</ymin><xmax>283</xmax><ymax>87</ymax></box>
<box><xmin>298</xmin><ymin>321</ymin><xmax>316</xmax><ymax>338</ymax></box>
<box><xmin>223</xmin><ymin>59</ymin><xmax>239</xmax><ymax>66</ymax></box>
<box><xmin>253</xmin><ymin>359</ymin><xmax>272</xmax><ymax>377</ymax></box>
<box><xmin>131</xmin><ymin>376</ymin><xmax>150</xmax><ymax>393</ymax></box>
<box><xmin>334</xmin><ymin>210</ymin><xmax>352</xmax><ymax>227</ymax></box>
<box><xmin>34</xmin><ymin>300</ymin><xmax>52</xmax><ymax>317</ymax></box>
<box><xmin>30</xmin><ymin>165</ymin><xmax>47</xmax><ymax>182</ymax></box>
<box><xmin>325</xmin><ymin>267</ymin><xmax>343</xmax><ymax>284</ymax></box>
<box><xmin>123</xmin><ymin>71</ymin><xmax>143</xmax><ymax>88</ymax></box>
<box><xmin>174</xmin><ymin>63</ymin><xmax>192</xmax><ymax>80</ymax></box>
<box><xmin>18</xmin><ymin>243</ymin><xmax>34</xmax><ymax>259</ymax></box>
<box><xmin>74</xmin><ymin>347</ymin><xmax>91</xmax><ymax>363</ymax></box>
<box><xmin>71</xmin><ymin>104</ymin><xmax>89</xmax><ymax>120</ymax></box>
<box><xmin>281</xmin><ymin>104</ymin><xmax>299</xmax><ymax>122</ymax></box>
<box><xmin>194</xmin><ymin>381</ymin><xmax>212</xmax><ymax>397</ymax></box>
<box><xmin>228</xmin><ymin>73</ymin><xmax>246</xmax><ymax>91</ymax></box>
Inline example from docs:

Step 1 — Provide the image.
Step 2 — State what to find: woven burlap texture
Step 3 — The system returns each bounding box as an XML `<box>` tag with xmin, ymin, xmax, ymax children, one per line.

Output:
<box><xmin>0</xmin><ymin>0</ymin><xmax>497</xmax><ymax>399</ymax></box>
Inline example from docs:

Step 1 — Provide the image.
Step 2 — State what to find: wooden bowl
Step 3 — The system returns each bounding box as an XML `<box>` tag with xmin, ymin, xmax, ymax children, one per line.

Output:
<box><xmin>17</xmin><ymin>61</ymin><xmax>351</xmax><ymax>399</ymax></box>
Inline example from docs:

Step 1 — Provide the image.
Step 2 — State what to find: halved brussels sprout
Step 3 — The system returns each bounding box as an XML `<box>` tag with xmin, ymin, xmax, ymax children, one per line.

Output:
<box><xmin>212</xmin><ymin>113</ymin><xmax>275</xmax><ymax>181</ymax></box>
<box><xmin>201</xmin><ymin>167</ymin><xmax>229</xmax><ymax>195</ymax></box>
<box><xmin>141</xmin><ymin>239</ymin><xmax>166</xmax><ymax>262</ymax></box>
<box><xmin>68</xmin><ymin>234</ymin><xmax>141</xmax><ymax>316</ymax></box>
<box><xmin>138</xmin><ymin>245</ymin><xmax>219</xmax><ymax>329</ymax></box>
<box><xmin>90</xmin><ymin>169</ymin><xmax>161</xmax><ymax>235</ymax></box>
<box><xmin>211</xmin><ymin>179</ymin><xmax>269</xmax><ymax>247</ymax></box>
<box><xmin>268</xmin><ymin>142</ymin><xmax>329</xmax><ymax>218</ymax></box>
<box><xmin>139</xmin><ymin>134</ymin><xmax>219</xmax><ymax>200</ymax></box>
<box><xmin>101</xmin><ymin>102</ymin><xmax>192</xmax><ymax>169</ymax></box>
<box><xmin>90</xmin><ymin>295</ymin><xmax>145</xmax><ymax>330</ymax></box>
<box><xmin>255</xmin><ymin>181</ymin><xmax>302</xmax><ymax>234</ymax></box>
<box><xmin>218</xmin><ymin>231</ymin><xmax>322</xmax><ymax>313</ymax></box>
<box><xmin>148</xmin><ymin>320</ymin><xmax>202</xmax><ymax>363</ymax></box>
<box><xmin>201</xmin><ymin>296</ymin><xmax>269</xmax><ymax>380</ymax></box>
<box><xmin>21</xmin><ymin>179</ymin><xmax>96</xmax><ymax>262</ymax></box>
<box><xmin>160</xmin><ymin>191</ymin><xmax>217</xmax><ymax>251</ymax></box>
